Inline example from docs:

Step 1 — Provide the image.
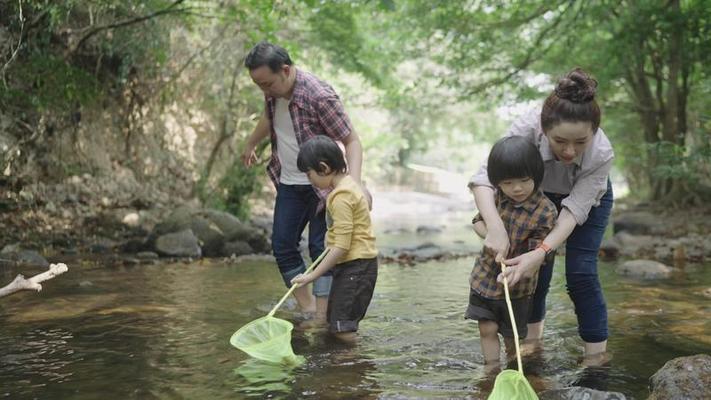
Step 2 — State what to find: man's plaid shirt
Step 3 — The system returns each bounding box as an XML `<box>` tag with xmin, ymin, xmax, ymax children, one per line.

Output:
<box><xmin>470</xmin><ymin>189</ymin><xmax>558</xmax><ymax>299</ymax></box>
<box><xmin>264</xmin><ymin>68</ymin><xmax>353</xmax><ymax>208</ymax></box>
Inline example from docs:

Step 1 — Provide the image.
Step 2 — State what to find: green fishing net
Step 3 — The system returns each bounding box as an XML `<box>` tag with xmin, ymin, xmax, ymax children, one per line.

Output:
<box><xmin>488</xmin><ymin>369</ymin><xmax>539</xmax><ymax>400</ymax></box>
<box><xmin>230</xmin><ymin>315</ymin><xmax>305</xmax><ymax>365</ymax></box>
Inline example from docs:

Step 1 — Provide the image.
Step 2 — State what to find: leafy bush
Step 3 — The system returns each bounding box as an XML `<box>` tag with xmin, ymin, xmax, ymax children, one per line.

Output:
<box><xmin>198</xmin><ymin>160</ymin><xmax>262</xmax><ymax>220</ymax></box>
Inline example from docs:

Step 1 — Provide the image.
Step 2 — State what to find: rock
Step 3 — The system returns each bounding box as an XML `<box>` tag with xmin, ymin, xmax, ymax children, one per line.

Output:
<box><xmin>151</xmin><ymin>207</ymin><xmax>194</xmax><ymax>236</ymax></box>
<box><xmin>384</xmin><ymin>227</ymin><xmax>411</xmax><ymax>235</ymax></box>
<box><xmin>613</xmin><ymin>232</ymin><xmax>656</xmax><ymax>257</ymax></box>
<box><xmin>701</xmin><ymin>288</ymin><xmax>711</xmax><ymax>299</ymax></box>
<box><xmin>90</xmin><ymin>238</ymin><xmax>118</xmax><ymax>254</ymax></box>
<box><xmin>599</xmin><ymin>237</ymin><xmax>621</xmax><ymax>261</ymax></box>
<box><xmin>121</xmin><ymin>238</ymin><xmax>147</xmax><ymax>253</ymax></box>
<box><xmin>616</xmin><ymin>259</ymin><xmax>672</xmax><ymax>279</ymax></box>
<box><xmin>539</xmin><ymin>387</ymin><xmax>626</xmax><ymax>400</ymax></box>
<box><xmin>122</xmin><ymin>212</ymin><xmax>141</xmax><ymax>227</ymax></box>
<box><xmin>250</xmin><ymin>215</ymin><xmax>273</xmax><ymax>234</ymax></box>
<box><xmin>0</xmin><ymin>250</ymin><xmax>50</xmax><ymax>268</ymax></box>
<box><xmin>0</xmin><ymin>243</ymin><xmax>20</xmax><ymax>254</ymax></box>
<box><xmin>149</xmin><ymin>207</ymin><xmax>269</xmax><ymax>257</ymax></box>
<box><xmin>648</xmin><ymin>354</ymin><xmax>711</xmax><ymax>400</ymax></box>
<box><xmin>403</xmin><ymin>242</ymin><xmax>446</xmax><ymax>260</ymax></box>
<box><xmin>613</xmin><ymin>211</ymin><xmax>664</xmax><ymax>235</ymax></box>
<box><xmin>203</xmin><ymin>209</ymin><xmax>251</xmax><ymax>241</ymax></box>
<box><xmin>62</xmin><ymin>247</ymin><xmax>79</xmax><ymax>255</ymax></box>
<box><xmin>246</xmin><ymin>234</ymin><xmax>270</xmax><ymax>254</ymax></box>
<box><xmin>136</xmin><ymin>251</ymin><xmax>159</xmax><ymax>260</ymax></box>
<box><xmin>122</xmin><ymin>258</ymin><xmax>140</xmax><ymax>266</ymax></box>
<box><xmin>188</xmin><ymin>215</ymin><xmax>225</xmax><ymax>257</ymax></box>
<box><xmin>416</xmin><ymin>225</ymin><xmax>442</xmax><ymax>234</ymax></box>
<box><xmin>222</xmin><ymin>241</ymin><xmax>254</xmax><ymax>257</ymax></box>
<box><xmin>154</xmin><ymin>229</ymin><xmax>201</xmax><ymax>258</ymax></box>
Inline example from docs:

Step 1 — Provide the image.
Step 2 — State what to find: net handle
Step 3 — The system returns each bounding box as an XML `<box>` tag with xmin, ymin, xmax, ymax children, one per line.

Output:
<box><xmin>267</xmin><ymin>248</ymin><xmax>331</xmax><ymax>317</ymax></box>
<box><xmin>501</xmin><ymin>261</ymin><xmax>523</xmax><ymax>374</ymax></box>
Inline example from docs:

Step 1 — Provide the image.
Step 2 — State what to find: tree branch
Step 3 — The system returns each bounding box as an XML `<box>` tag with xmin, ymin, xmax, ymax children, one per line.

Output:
<box><xmin>0</xmin><ymin>263</ymin><xmax>68</xmax><ymax>298</ymax></box>
<box><xmin>71</xmin><ymin>0</ymin><xmax>187</xmax><ymax>54</ymax></box>
<box><xmin>1</xmin><ymin>0</ymin><xmax>26</xmax><ymax>87</ymax></box>
<box><xmin>462</xmin><ymin>0</ymin><xmax>576</xmax><ymax>97</ymax></box>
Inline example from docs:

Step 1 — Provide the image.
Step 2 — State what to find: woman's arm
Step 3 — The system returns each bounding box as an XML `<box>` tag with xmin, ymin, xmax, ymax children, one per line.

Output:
<box><xmin>473</xmin><ymin>220</ymin><xmax>488</xmax><ymax>238</ymax></box>
<box><xmin>473</xmin><ymin>185</ymin><xmax>510</xmax><ymax>262</ymax></box>
<box><xmin>499</xmin><ymin>208</ymin><xmax>577</xmax><ymax>286</ymax></box>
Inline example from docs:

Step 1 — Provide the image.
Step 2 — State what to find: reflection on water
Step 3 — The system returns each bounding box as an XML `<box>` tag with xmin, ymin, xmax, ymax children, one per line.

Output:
<box><xmin>1</xmin><ymin>255</ymin><xmax>710</xmax><ymax>399</ymax></box>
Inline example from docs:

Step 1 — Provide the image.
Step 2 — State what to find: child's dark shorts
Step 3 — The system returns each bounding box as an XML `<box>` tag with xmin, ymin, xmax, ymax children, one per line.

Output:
<box><xmin>465</xmin><ymin>288</ymin><xmax>531</xmax><ymax>338</ymax></box>
<box><xmin>327</xmin><ymin>257</ymin><xmax>378</xmax><ymax>333</ymax></box>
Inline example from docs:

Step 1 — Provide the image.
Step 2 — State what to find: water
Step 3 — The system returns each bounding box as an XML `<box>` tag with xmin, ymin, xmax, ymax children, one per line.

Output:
<box><xmin>1</xmin><ymin>253</ymin><xmax>710</xmax><ymax>399</ymax></box>
<box><xmin>2</xmin><ymin>189</ymin><xmax>709</xmax><ymax>399</ymax></box>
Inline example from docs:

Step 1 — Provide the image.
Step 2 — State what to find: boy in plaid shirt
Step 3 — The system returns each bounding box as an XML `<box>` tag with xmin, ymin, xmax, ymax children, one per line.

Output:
<box><xmin>467</xmin><ymin>136</ymin><xmax>557</xmax><ymax>365</ymax></box>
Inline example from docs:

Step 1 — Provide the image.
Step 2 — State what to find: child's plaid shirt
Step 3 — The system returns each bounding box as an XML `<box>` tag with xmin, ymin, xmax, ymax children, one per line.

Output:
<box><xmin>470</xmin><ymin>189</ymin><xmax>558</xmax><ymax>299</ymax></box>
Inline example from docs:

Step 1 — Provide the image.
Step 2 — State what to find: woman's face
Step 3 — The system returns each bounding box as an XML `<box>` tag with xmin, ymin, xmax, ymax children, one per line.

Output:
<box><xmin>545</xmin><ymin>121</ymin><xmax>594</xmax><ymax>164</ymax></box>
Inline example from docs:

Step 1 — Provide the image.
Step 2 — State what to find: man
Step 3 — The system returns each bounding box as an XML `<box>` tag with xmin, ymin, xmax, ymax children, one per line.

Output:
<box><xmin>241</xmin><ymin>41</ymin><xmax>370</xmax><ymax>321</ymax></box>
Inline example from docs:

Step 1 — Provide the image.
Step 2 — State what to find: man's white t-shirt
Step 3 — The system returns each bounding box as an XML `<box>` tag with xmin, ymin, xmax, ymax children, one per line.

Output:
<box><xmin>274</xmin><ymin>98</ymin><xmax>310</xmax><ymax>185</ymax></box>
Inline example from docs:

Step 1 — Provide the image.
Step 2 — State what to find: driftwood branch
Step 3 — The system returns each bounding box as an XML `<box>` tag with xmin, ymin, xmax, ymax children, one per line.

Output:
<box><xmin>0</xmin><ymin>263</ymin><xmax>69</xmax><ymax>298</ymax></box>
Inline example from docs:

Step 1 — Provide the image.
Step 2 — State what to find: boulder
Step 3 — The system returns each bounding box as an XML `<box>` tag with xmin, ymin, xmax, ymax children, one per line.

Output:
<box><xmin>539</xmin><ymin>387</ymin><xmax>626</xmax><ymax>400</ymax></box>
<box><xmin>613</xmin><ymin>211</ymin><xmax>665</xmax><ymax>235</ymax></box>
<box><xmin>648</xmin><ymin>354</ymin><xmax>711</xmax><ymax>400</ymax></box>
<box><xmin>616</xmin><ymin>260</ymin><xmax>672</xmax><ymax>279</ymax></box>
<box><xmin>222</xmin><ymin>241</ymin><xmax>254</xmax><ymax>257</ymax></box>
<box><xmin>154</xmin><ymin>229</ymin><xmax>201</xmax><ymax>258</ymax></box>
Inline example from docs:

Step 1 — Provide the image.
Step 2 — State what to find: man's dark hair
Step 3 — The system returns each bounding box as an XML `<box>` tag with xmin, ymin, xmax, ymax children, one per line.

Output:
<box><xmin>488</xmin><ymin>136</ymin><xmax>545</xmax><ymax>191</ymax></box>
<box><xmin>244</xmin><ymin>41</ymin><xmax>293</xmax><ymax>72</ymax></box>
<box><xmin>297</xmin><ymin>136</ymin><xmax>347</xmax><ymax>175</ymax></box>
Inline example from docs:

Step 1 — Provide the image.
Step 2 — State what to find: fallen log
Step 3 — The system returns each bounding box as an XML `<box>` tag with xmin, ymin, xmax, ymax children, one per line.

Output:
<box><xmin>0</xmin><ymin>263</ymin><xmax>69</xmax><ymax>298</ymax></box>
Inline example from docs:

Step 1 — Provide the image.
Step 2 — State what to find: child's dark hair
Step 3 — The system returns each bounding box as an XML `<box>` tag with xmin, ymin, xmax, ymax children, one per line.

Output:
<box><xmin>297</xmin><ymin>136</ymin><xmax>348</xmax><ymax>175</ymax></box>
<box><xmin>541</xmin><ymin>67</ymin><xmax>600</xmax><ymax>133</ymax></box>
<box><xmin>488</xmin><ymin>136</ymin><xmax>544</xmax><ymax>191</ymax></box>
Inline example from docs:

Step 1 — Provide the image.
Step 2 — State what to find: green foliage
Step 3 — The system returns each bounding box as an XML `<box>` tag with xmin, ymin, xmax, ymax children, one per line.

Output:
<box><xmin>649</xmin><ymin>140</ymin><xmax>711</xmax><ymax>185</ymax></box>
<box><xmin>11</xmin><ymin>54</ymin><xmax>101</xmax><ymax>112</ymax></box>
<box><xmin>199</xmin><ymin>160</ymin><xmax>262</xmax><ymax>220</ymax></box>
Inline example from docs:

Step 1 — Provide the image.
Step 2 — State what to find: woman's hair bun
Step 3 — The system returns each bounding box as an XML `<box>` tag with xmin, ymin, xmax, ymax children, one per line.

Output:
<box><xmin>554</xmin><ymin>68</ymin><xmax>597</xmax><ymax>103</ymax></box>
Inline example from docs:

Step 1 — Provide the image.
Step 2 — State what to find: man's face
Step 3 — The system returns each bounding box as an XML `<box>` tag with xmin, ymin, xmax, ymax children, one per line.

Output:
<box><xmin>249</xmin><ymin>64</ymin><xmax>291</xmax><ymax>98</ymax></box>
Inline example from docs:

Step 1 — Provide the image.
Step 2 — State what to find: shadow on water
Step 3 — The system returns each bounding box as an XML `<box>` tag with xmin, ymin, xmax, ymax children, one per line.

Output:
<box><xmin>1</xmin><ymin>250</ymin><xmax>711</xmax><ymax>399</ymax></box>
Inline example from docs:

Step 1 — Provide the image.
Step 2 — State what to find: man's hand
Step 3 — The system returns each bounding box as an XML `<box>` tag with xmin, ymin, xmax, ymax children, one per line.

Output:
<box><xmin>241</xmin><ymin>143</ymin><xmax>257</xmax><ymax>167</ymax></box>
<box><xmin>291</xmin><ymin>273</ymin><xmax>315</xmax><ymax>286</ymax></box>
<box><xmin>497</xmin><ymin>248</ymin><xmax>546</xmax><ymax>286</ymax></box>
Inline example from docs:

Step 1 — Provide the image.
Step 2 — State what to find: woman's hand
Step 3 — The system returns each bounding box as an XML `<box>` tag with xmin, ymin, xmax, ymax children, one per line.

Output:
<box><xmin>498</xmin><ymin>248</ymin><xmax>546</xmax><ymax>286</ymax></box>
<box><xmin>484</xmin><ymin>225</ymin><xmax>510</xmax><ymax>262</ymax></box>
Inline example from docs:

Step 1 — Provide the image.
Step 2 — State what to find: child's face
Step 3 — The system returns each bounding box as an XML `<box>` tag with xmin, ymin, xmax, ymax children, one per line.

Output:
<box><xmin>498</xmin><ymin>177</ymin><xmax>535</xmax><ymax>203</ymax></box>
<box><xmin>306</xmin><ymin>169</ymin><xmax>332</xmax><ymax>189</ymax></box>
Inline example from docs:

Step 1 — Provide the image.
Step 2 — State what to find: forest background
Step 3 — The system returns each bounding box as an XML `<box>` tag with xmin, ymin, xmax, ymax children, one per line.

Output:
<box><xmin>1</xmin><ymin>0</ymin><xmax>710</xmax><ymax>226</ymax></box>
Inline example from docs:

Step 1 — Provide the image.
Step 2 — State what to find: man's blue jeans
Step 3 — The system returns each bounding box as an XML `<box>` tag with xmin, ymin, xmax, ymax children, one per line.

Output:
<box><xmin>529</xmin><ymin>180</ymin><xmax>613</xmax><ymax>343</ymax></box>
<box><xmin>272</xmin><ymin>183</ymin><xmax>331</xmax><ymax>297</ymax></box>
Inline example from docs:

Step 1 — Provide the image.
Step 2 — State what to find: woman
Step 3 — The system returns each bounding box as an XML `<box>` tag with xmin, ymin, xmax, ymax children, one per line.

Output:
<box><xmin>469</xmin><ymin>68</ymin><xmax>614</xmax><ymax>359</ymax></box>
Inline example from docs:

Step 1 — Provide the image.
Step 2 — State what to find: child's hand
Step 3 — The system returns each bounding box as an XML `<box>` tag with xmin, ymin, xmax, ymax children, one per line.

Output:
<box><xmin>291</xmin><ymin>273</ymin><xmax>314</xmax><ymax>286</ymax></box>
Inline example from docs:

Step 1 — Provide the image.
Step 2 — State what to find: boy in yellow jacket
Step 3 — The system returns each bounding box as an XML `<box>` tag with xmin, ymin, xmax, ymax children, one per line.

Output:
<box><xmin>291</xmin><ymin>136</ymin><xmax>378</xmax><ymax>343</ymax></box>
